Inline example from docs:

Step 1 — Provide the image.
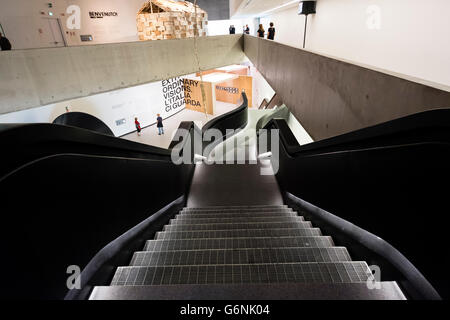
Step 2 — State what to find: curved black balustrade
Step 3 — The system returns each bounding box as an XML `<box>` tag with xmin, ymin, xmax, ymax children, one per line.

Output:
<box><xmin>263</xmin><ymin>109</ymin><xmax>450</xmax><ymax>299</ymax></box>
<box><xmin>53</xmin><ymin>112</ymin><xmax>114</xmax><ymax>136</ymax></box>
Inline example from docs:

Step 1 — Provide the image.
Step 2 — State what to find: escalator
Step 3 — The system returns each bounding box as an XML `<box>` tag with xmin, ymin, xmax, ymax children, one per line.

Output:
<box><xmin>0</xmin><ymin>93</ymin><xmax>447</xmax><ymax>300</ymax></box>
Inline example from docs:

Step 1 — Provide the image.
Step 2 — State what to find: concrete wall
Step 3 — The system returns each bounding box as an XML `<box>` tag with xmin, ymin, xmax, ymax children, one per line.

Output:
<box><xmin>244</xmin><ymin>35</ymin><xmax>450</xmax><ymax>140</ymax></box>
<box><xmin>196</xmin><ymin>0</ymin><xmax>230</xmax><ymax>20</ymax></box>
<box><xmin>0</xmin><ymin>77</ymin><xmax>186</xmax><ymax>137</ymax></box>
<box><xmin>260</xmin><ymin>0</ymin><xmax>450</xmax><ymax>88</ymax></box>
<box><xmin>0</xmin><ymin>34</ymin><xmax>245</xmax><ymax>115</ymax></box>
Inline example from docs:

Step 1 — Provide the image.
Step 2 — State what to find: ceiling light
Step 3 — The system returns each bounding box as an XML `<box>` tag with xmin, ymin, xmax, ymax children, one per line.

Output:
<box><xmin>258</xmin><ymin>0</ymin><xmax>299</xmax><ymax>17</ymax></box>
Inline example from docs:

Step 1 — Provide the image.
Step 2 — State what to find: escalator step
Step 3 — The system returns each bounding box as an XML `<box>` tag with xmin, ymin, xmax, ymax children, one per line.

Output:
<box><xmin>129</xmin><ymin>247</ymin><xmax>352</xmax><ymax>267</ymax></box>
<box><xmin>163</xmin><ymin>221</ymin><xmax>312</xmax><ymax>232</ymax></box>
<box><xmin>177</xmin><ymin>211</ymin><xmax>299</xmax><ymax>219</ymax></box>
<box><xmin>183</xmin><ymin>205</ymin><xmax>288</xmax><ymax>211</ymax></box>
<box><xmin>144</xmin><ymin>236</ymin><xmax>334</xmax><ymax>251</ymax></box>
<box><xmin>111</xmin><ymin>262</ymin><xmax>371</xmax><ymax>286</ymax></box>
<box><xmin>155</xmin><ymin>228</ymin><xmax>322</xmax><ymax>240</ymax></box>
<box><xmin>170</xmin><ymin>216</ymin><xmax>305</xmax><ymax>225</ymax></box>
<box><xmin>181</xmin><ymin>208</ymin><xmax>293</xmax><ymax>214</ymax></box>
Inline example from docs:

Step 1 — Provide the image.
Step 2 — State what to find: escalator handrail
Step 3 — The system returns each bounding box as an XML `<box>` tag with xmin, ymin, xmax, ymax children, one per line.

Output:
<box><xmin>264</xmin><ymin>108</ymin><xmax>450</xmax><ymax>156</ymax></box>
<box><xmin>201</xmin><ymin>92</ymin><xmax>248</xmax><ymax>155</ymax></box>
<box><xmin>202</xmin><ymin>92</ymin><xmax>248</xmax><ymax>135</ymax></box>
<box><xmin>286</xmin><ymin>192</ymin><xmax>442</xmax><ymax>300</ymax></box>
<box><xmin>0</xmin><ymin>121</ymin><xmax>198</xmax><ymax>179</ymax></box>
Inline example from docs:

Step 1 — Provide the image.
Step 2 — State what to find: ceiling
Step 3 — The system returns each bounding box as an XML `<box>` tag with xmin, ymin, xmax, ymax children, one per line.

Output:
<box><xmin>232</xmin><ymin>0</ymin><xmax>299</xmax><ymax>18</ymax></box>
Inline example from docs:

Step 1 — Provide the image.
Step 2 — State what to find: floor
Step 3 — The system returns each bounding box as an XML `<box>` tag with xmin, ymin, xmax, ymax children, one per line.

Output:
<box><xmin>122</xmin><ymin>101</ymin><xmax>238</xmax><ymax>149</ymax></box>
<box><xmin>187</xmin><ymin>162</ymin><xmax>284</xmax><ymax>207</ymax></box>
<box><xmin>187</xmin><ymin>109</ymin><xmax>283</xmax><ymax>207</ymax></box>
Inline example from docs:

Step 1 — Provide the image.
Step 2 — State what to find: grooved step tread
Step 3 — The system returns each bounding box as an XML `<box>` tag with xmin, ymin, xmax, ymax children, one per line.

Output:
<box><xmin>184</xmin><ymin>205</ymin><xmax>288</xmax><ymax>211</ymax></box>
<box><xmin>163</xmin><ymin>221</ymin><xmax>312</xmax><ymax>232</ymax></box>
<box><xmin>111</xmin><ymin>262</ymin><xmax>372</xmax><ymax>286</ymax></box>
<box><xmin>91</xmin><ymin>282</ymin><xmax>407</xmax><ymax>300</ymax></box>
<box><xmin>144</xmin><ymin>236</ymin><xmax>334</xmax><ymax>251</ymax></box>
<box><xmin>182</xmin><ymin>208</ymin><xmax>293</xmax><ymax>214</ymax></box>
<box><xmin>155</xmin><ymin>228</ymin><xmax>322</xmax><ymax>240</ymax></box>
<box><xmin>170</xmin><ymin>216</ymin><xmax>305</xmax><ymax>225</ymax></box>
<box><xmin>177</xmin><ymin>211</ymin><xmax>299</xmax><ymax>219</ymax></box>
<box><xmin>129</xmin><ymin>247</ymin><xmax>352</xmax><ymax>267</ymax></box>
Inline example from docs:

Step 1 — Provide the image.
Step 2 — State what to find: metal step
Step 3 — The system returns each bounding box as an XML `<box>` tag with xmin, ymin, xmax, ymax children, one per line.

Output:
<box><xmin>129</xmin><ymin>247</ymin><xmax>352</xmax><ymax>267</ymax></box>
<box><xmin>111</xmin><ymin>262</ymin><xmax>372</xmax><ymax>286</ymax></box>
<box><xmin>177</xmin><ymin>211</ymin><xmax>299</xmax><ymax>219</ymax></box>
<box><xmin>163</xmin><ymin>221</ymin><xmax>313</xmax><ymax>232</ymax></box>
<box><xmin>170</xmin><ymin>216</ymin><xmax>305</xmax><ymax>225</ymax></box>
<box><xmin>183</xmin><ymin>205</ymin><xmax>288</xmax><ymax>211</ymax></box>
<box><xmin>144</xmin><ymin>236</ymin><xmax>334</xmax><ymax>251</ymax></box>
<box><xmin>91</xmin><ymin>282</ymin><xmax>407</xmax><ymax>300</ymax></box>
<box><xmin>155</xmin><ymin>228</ymin><xmax>323</xmax><ymax>240</ymax></box>
<box><xmin>181</xmin><ymin>208</ymin><xmax>293</xmax><ymax>214</ymax></box>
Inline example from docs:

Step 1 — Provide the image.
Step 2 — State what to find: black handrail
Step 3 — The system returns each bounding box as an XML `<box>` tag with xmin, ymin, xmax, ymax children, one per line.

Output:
<box><xmin>285</xmin><ymin>192</ymin><xmax>441</xmax><ymax>300</ymax></box>
<box><xmin>265</xmin><ymin>108</ymin><xmax>450</xmax><ymax>156</ymax></box>
<box><xmin>0</xmin><ymin>121</ymin><xmax>198</xmax><ymax>179</ymax></box>
<box><xmin>201</xmin><ymin>92</ymin><xmax>248</xmax><ymax>155</ymax></box>
<box><xmin>263</xmin><ymin>109</ymin><xmax>450</xmax><ymax>299</ymax></box>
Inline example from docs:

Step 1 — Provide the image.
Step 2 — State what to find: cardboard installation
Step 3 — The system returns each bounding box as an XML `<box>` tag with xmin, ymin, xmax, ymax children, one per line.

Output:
<box><xmin>137</xmin><ymin>0</ymin><xmax>208</xmax><ymax>40</ymax></box>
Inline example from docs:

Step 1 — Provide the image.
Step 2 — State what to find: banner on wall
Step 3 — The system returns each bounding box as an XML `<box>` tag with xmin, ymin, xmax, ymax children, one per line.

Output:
<box><xmin>162</xmin><ymin>77</ymin><xmax>185</xmax><ymax>114</ymax></box>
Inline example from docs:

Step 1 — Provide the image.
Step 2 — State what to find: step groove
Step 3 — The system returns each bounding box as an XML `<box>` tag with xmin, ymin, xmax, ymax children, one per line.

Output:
<box><xmin>163</xmin><ymin>221</ymin><xmax>312</xmax><ymax>232</ymax></box>
<box><xmin>111</xmin><ymin>262</ymin><xmax>372</xmax><ymax>286</ymax></box>
<box><xmin>129</xmin><ymin>247</ymin><xmax>352</xmax><ymax>266</ymax></box>
<box><xmin>144</xmin><ymin>236</ymin><xmax>334</xmax><ymax>251</ymax></box>
<box><xmin>155</xmin><ymin>228</ymin><xmax>323</xmax><ymax>240</ymax></box>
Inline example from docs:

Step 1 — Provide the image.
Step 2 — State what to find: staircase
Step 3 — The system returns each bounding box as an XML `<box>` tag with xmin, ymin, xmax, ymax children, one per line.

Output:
<box><xmin>90</xmin><ymin>205</ymin><xmax>406</xmax><ymax>300</ymax></box>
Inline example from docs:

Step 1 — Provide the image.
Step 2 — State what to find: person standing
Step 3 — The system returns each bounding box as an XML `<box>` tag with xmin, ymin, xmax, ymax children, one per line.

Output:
<box><xmin>156</xmin><ymin>114</ymin><xmax>164</xmax><ymax>135</ymax></box>
<box><xmin>135</xmin><ymin>117</ymin><xmax>142</xmax><ymax>136</ymax></box>
<box><xmin>0</xmin><ymin>32</ymin><xmax>12</xmax><ymax>51</ymax></box>
<box><xmin>267</xmin><ymin>22</ymin><xmax>275</xmax><ymax>40</ymax></box>
<box><xmin>257</xmin><ymin>24</ymin><xmax>265</xmax><ymax>38</ymax></box>
<box><xmin>244</xmin><ymin>25</ymin><xmax>250</xmax><ymax>35</ymax></box>
<box><xmin>229</xmin><ymin>25</ymin><xmax>236</xmax><ymax>34</ymax></box>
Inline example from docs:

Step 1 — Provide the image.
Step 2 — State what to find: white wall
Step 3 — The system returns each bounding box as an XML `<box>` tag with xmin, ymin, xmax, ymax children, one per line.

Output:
<box><xmin>249</xmin><ymin>64</ymin><xmax>275</xmax><ymax>108</ymax></box>
<box><xmin>259</xmin><ymin>0</ymin><xmax>450</xmax><ymax>87</ymax></box>
<box><xmin>287</xmin><ymin>112</ymin><xmax>314</xmax><ymax>145</ymax></box>
<box><xmin>208</xmin><ymin>18</ymin><xmax>255</xmax><ymax>36</ymax></box>
<box><xmin>0</xmin><ymin>0</ymin><xmax>146</xmax><ymax>49</ymax></box>
<box><xmin>0</xmin><ymin>78</ymin><xmax>185</xmax><ymax>137</ymax></box>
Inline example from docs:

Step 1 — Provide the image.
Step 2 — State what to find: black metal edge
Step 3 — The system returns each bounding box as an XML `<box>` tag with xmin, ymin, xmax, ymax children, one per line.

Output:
<box><xmin>201</xmin><ymin>92</ymin><xmax>248</xmax><ymax>156</ymax></box>
<box><xmin>264</xmin><ymin>108</ymin><xmax>450</xmax><ymax>156</ymax></box>
<box><xmin>284</xmin><ymin>192</ymin><xmax>441</xmax><ymax>300</ymax></box>
<box><xmin>202</xmin><ymin>92</ymin><xmax>248</xmax><ymax>134</ymax></box>
<box><xmin>64</xmin><ymin>196</ymin><xmax>186</xmax><ymax>300</ymax></box>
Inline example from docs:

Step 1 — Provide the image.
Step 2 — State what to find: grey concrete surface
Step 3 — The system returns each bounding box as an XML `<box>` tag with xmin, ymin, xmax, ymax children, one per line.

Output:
<box><xmin>0</xmin><ymin>35</ymin><xmax>245</xmax><ymax>115</ymax></box>
<box><xmin>244</xmin><ymin>35</ymin><xmax>450</xmax><ymax>141</ymax></box>
<box><xmin>196</xmin><ymin>0</ymin><xmax>230</xmax><ymax>20</ymax></box>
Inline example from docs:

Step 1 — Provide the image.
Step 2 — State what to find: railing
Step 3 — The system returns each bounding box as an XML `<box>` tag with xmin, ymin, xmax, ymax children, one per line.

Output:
<box><xmin>201</xmin><ymin>92</ymin><xmax>248</xmax><ymax>156</ymax></box>
<box><xmin>0</xmin><ymin>121</ymin><xmax>197</xmax><ymax>299</ymax></box>
<box><xmin>256</xmin><ymin>104</ymin><xmax>290</xmax><ymax>133</ymax></box>
<box><xmin>263</xmin><ymin>109</ymin><xmax>450</xmax><ymax>299</ymax></box>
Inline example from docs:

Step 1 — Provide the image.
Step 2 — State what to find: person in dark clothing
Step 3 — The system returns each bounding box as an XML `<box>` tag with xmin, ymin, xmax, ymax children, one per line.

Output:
<box><xmin>135</xmin><ymin>117</ymin><xmax>142</xmax><ymax>136</ymax></box>
<box><xmin>257</xmin><ymin>24</ymin><xmax>265</xmax><ymax>38</ymax></box>
<box><xmin>156</xmin><ymin>114</ymin><xmax>164</xmax><ymax>135</ymax></box>
<box><xmin>229</xmin><ymin>25</ymin><xmax>236</xmax><ymax>34</ymax></box>
<box><xmin>0</xmin><ymin>32</ymin><xmax>12</xmax><ymax>51</ymax></box>
<box><xmin>267</xmin><ymin>22</ymin><xmax>275</xmax><ymax>40</ymax></box>
<box><xmin>244</xmin><ymin>25</ymin><xmax>250</xmax><ymax>35</ymax></box>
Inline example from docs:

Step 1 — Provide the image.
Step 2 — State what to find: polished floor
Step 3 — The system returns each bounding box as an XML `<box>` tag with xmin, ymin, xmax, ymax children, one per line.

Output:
<box><xmin>122</xmin><ymin>101</ymin><xmax>238</xmax><ymax>149</ymax></box>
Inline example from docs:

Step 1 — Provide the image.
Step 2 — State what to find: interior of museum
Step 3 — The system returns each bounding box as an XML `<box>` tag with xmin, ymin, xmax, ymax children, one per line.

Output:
<box><xmin>0</xmin><ymin>0</ymin><xmax>449</xmax><ymax>302</ymax></box>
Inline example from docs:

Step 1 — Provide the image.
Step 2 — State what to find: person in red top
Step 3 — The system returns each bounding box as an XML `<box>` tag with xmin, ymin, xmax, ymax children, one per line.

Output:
<box><xmin>135</xmin><ymin>117</ymin><xmax>141</xmax><ymax>136</ymax></box>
